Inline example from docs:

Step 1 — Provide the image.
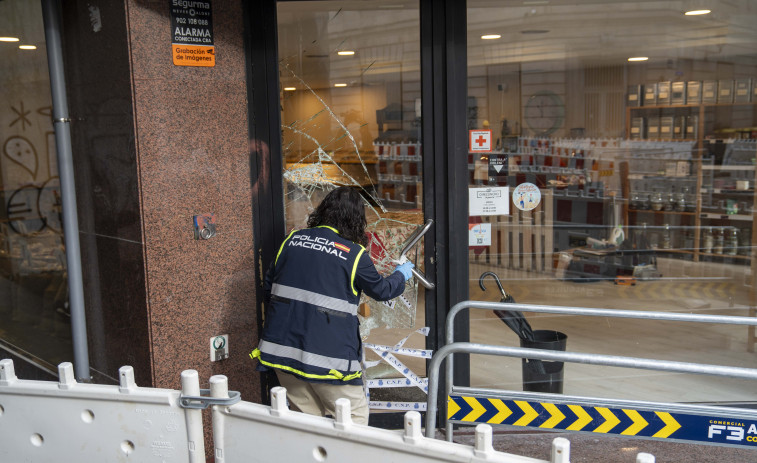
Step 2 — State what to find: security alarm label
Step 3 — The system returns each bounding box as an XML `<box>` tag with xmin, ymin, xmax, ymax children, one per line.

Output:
<box><xmin>469</xmin><ymin>130</ymin><xmax>492</xmax><ymax>152</ymax></box>
<box><xmin>170</xmin><ymin>0</ymin><xmax>215</xmax><ymax>67</ymax></box>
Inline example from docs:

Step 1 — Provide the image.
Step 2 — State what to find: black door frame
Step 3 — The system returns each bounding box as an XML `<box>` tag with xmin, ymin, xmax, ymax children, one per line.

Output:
<box><xmin>243</xmin><ymin>0</ymin><xmax>470</xmax><ymax>428</ymax></box>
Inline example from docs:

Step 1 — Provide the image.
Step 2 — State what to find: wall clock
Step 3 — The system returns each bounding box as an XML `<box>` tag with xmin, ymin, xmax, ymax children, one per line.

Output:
<box><xmin>524</xmin><ymin>90</ymin><xmax>565</xmax><ymax>136</ymax></box>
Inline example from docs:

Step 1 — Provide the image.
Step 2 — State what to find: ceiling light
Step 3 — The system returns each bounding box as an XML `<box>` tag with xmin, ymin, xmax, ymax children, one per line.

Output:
<box><xmin>334</xmin><ymin>83</ymin><xmax>347</xmax><ymax>87</ymax></box>
<box><xmin>0</xmin><ymin>37</ymin><xmax>20</xmax><ymax>42</ymax></box>
<box><xmin>481</xmin><ymin>34</ymin><xmax>501</xmax><ymax>40</ymax></box>
<box><xmin>337</xmin><ymin>50</ymin><xmax>355</xmax><ymax>56</ymax></box>
<box><xmin>628</xmin><ymin>56</ymin><xmax>648</xmax><ymax>62</ymax></box>
<box><xmin>283</xmin><ymin>87</ymin><xmax>296</xmax><ymax>91</ymax></box>
<box><xmin>19</xmin><ymin>45</ymin><xmax>36</xmax><ymax>50</ymax></box>
<box><xmin>685</xmin><ymin>9</ymin><xmax>711</xmax><ymax>15</ymax></box>
<box><xmin>521</xmin><ymin>29</ymin><xmax>549</xmax><ymax>34</ymax></box>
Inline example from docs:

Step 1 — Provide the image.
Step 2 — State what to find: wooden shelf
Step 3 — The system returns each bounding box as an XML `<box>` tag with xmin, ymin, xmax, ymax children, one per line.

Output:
<box><xmin>629</xmin><ymin>209</ymin><xmax>696</xmax><ymax>216</ymax></box>
<box><xmin>629</xmin><ymin>102</ymin><xmax>757</xmax><ymax>109</ymax></box>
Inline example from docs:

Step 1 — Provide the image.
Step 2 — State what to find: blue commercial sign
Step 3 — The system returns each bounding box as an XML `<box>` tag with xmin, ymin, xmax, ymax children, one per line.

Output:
<box><xmin>448</xmin><ymin>395</ymin><xmax>757</xmax><ymax>448</ymax></box>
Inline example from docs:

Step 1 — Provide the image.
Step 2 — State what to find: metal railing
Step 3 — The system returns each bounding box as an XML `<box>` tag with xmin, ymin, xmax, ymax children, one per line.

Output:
<box><xmin>424</xmin><ymin>300</ymin><xmax>757</xmax><ymax>441</ymax></box>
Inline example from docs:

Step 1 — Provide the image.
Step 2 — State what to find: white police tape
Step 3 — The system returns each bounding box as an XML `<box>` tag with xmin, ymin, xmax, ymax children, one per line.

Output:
<box><xmin>381</xmin><ymin>299</ymin><xmax>397</xmax><ymax>310</ymax></box>
<box><xmin>364</xmin><ymin>327</ymin><xmax>432</xmax><ymax>368</ymax></box>
<box><xmin>365</xmin><ymin>345</ymin><xmax>433</xmax><ymax>359</ymax></box>
<box><xmin>369</xmin><ymin>401</ymin><xmax>427</xmax><ymax>411</ymax></box>
<box><xmin>364</xmin><ymin>328</ymin><xmax>431</xmax><ymax>411</ymax></box>
<box><xmin>397</xmin><ymin>293</ymin><xmax>414</xmax><ymax>311</ymax></box>
<box><xmin>375</xmin><ymin>351</ymin><xmax>428</xmax><ymax>393</ymax></box>
<box><xmin>367</xmin><ymin>378</ymin><xmax>429</xmax><ymax>388</ymax></box>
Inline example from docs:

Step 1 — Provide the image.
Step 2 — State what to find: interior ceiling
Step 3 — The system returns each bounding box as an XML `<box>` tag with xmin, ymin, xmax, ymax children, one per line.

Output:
<box><xmin>277</xmin><ymin>0</ymin><xmax>757</xmax><ymax>88</ymax></box>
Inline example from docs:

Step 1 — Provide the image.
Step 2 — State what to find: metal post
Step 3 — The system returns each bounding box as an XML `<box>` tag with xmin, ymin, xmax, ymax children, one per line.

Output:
<box><xmin>41</xmin><ymin>0</ymin><xmax>90</xmax><ymax>381</ymax></box>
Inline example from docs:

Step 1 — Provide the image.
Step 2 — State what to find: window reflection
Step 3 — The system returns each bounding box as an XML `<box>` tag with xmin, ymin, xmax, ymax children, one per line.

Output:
<box><xmin>0</xmin><ymin>0</ymin><xmax>71</xmax><ymax>369</ymax></box>
<box><xmin>467</xmin><ymin>1</ymin><xmax>757</xmax><ymax>403</ymax></box>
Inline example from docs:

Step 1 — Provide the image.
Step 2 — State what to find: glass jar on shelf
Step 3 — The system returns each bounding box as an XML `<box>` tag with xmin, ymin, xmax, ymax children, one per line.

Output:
<box><xmin>640</xmin><ymin>193</ymin><xmax>651</xmax><ymax>210</ymax></box>
<box><xmin>739</xmin><ymin>228</ymin><xmax>751</xmax><ymax>256</ymax></box>
<box><xmin>714</xmin><ymin>227</ymin><xmax>725</xmax><ymax>254</ymax></box>
<box><xmin>674</xmin><ymin>192</ymin><xmax>686</xmax><ymax>212</ymax></box>
<box><xmin>664</xmin><ymin>191</ymin><xmax>676</xmax><ymax>211</ymax></box>
<box><xmin>662</xmin><ymin>223</ymin><xmax>672</xmax><ymax>249</ymax></box>
<box><xmin>725</xmin><ymin>227</ymin><xmax>739</xmax><ymax>256</ymax></box>
<box><xmin>650</xmin><ymin>191</ymin><xmax>664</xmax><ymax>211</ymax></box>
<box><xmin>703</xmin><ymin>227</ymin><xmax>714</xmax><ymax>253</ymax></box>
<box><xmin>633</xmin><ymin>222</ymin><xmax>648</xmax><ymax>250</ymax></box>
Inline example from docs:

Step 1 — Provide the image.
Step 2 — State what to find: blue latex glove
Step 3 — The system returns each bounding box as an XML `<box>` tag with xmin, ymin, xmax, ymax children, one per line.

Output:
<box><xmin>394</xmin><ymin>262</ymin><xmax>415</xmax><ymax>281</ymax></box>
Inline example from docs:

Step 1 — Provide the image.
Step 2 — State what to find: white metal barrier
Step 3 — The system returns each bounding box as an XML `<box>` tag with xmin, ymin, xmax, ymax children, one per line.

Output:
<box><xmin>0</xmin><ymin>359</ymin><xmax>205</xmax><ymax>462</ymax></box>
<box><xmin>208</xmin><ymin>377</ymin><xmax>565</xmax><ymax>463</ymax></box>
<box><xmin>0</xmin><ymin>358</ymin><xmax>600</xmax><ymax>463</ymax></box>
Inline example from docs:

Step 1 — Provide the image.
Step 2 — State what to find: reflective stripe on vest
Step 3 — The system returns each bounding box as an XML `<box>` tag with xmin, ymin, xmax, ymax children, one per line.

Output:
<box><xmin>350</xmin><ymin>246</ymin><xmax>365</xmax><ymax>296</ymax></box>
<box><xmin>250</xmin><ymin>349</ymin><xmax>362</xmax><ymax>382</ymax></box>
<box><xmin>271</xmin><ymin>283</ymin><xmax>359</xmax><ymax>316</ymax></box>
<box><xmin>258</xmin><ymin>340</ymin><xmax>361</xmax><ymax>372</ymax></box>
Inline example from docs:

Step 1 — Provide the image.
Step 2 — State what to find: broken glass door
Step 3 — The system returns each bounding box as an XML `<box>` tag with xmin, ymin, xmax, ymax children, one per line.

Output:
<box><xmin>276</xmin><ymin>1</ymin><xmax>429</xmax><ymax>412</ymax></box>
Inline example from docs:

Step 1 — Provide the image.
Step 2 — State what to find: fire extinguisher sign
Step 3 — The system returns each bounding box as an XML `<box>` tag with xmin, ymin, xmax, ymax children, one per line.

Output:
<box><xmin>170</xmin><ymin>1</ymin><xmax>215</xmax><ymax>67</ymax></box>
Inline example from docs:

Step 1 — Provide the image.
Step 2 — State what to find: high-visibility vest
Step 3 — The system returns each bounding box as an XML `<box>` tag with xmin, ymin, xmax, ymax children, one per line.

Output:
<box><xmin>251</xmin><ymin>226</ymin><xmax>402</xmax><ymax>384</ymax></box>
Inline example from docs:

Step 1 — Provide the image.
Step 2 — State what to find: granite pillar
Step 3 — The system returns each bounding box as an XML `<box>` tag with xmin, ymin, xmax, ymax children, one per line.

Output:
<box><xmin>62</xmin><ymin>0</ymin><xmax>260</xmax><ymax>404</ymax></box>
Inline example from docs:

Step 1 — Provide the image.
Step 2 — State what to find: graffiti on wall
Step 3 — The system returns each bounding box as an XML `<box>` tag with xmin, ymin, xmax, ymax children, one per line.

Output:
<box><xmin>2</xmin><ymin>102</ymin><xmax>62</xmax><ymax>237</ymax></box>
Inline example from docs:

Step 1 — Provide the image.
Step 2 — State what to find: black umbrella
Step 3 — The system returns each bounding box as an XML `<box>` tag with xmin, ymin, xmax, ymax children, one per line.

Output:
<box><xmin>479</xmin><ymin>272</ymin><xmax>545</xmax><ymax>375</ymax></box>
<box><xmin>479</xmin><ymin>272</ymin><xmax>534</xmax><ymax>341</ymax></box>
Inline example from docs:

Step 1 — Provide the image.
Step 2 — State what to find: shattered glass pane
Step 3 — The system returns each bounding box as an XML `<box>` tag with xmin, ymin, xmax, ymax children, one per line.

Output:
<box><xmin>277</xmin><ymin>2</ymin><xmax>424</xmax><ymax>338</ymax></box>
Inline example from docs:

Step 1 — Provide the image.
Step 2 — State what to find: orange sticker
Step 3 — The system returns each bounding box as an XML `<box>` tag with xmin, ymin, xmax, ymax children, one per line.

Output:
<box><xmin>172</xmin><ymin>44</ymin><xmax>215</xmax><ymax>67</ymax></box>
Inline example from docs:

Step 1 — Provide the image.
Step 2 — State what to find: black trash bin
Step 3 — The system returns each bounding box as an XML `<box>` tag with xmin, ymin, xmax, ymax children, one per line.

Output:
<box><xmin>520</xmin><ymin>330</ymin><xmax>567</xmax><ymax>393</ymax></box>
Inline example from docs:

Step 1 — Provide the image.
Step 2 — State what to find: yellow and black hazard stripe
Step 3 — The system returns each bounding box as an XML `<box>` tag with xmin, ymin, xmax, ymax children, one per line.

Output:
<box><xmin>447</xmin><ymin>395</ymin><xmax>757</xmax><ymax>447</ymax></box>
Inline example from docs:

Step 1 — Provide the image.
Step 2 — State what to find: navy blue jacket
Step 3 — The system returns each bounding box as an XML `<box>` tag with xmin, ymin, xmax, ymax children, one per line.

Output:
<box><xmin>252</xmin><ymin>225</ymin><xmax>405</xmax><ymax>385</ymax></box>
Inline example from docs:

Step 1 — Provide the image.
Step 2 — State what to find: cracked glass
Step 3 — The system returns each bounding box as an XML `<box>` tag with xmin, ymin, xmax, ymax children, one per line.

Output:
<box><xmin>276</xmin><ymin>1</ymin><xmax>427</xmax><ymax>403</ymax></box>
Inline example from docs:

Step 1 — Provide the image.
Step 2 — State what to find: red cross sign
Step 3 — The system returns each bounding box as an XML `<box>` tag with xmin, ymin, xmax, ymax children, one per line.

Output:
<box><xmin>469</xmin><ymin>130</ymin><xmax>492</xmax><ymax>152</ymax></box>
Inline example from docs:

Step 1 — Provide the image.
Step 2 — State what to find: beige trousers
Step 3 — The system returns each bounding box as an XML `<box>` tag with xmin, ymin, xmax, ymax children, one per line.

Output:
<box><xmin>275</xmin><ymin>370</ymin><xmax>369</xmax><ymax>425</ymax></box>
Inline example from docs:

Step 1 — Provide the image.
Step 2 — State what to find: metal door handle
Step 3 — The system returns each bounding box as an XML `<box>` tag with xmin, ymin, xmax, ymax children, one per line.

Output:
<box><xmin>399</xmin><ymin>219</ymin><xmax>435</xmax><ymax>289</ymax></box>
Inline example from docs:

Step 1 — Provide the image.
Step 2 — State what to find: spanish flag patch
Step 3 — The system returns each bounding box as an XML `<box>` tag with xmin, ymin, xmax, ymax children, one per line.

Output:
<box><xmin>334</xmin><ymin>243</ymin><xmax>350</xmax><ymax>253</ymax></box>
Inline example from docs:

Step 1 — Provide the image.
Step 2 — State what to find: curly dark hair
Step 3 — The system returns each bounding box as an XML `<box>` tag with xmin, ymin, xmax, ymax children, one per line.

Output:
<box><xmin>307</xmin><ymin>186</ymin><xmax>368</xmax><ymax>246</ymax></box>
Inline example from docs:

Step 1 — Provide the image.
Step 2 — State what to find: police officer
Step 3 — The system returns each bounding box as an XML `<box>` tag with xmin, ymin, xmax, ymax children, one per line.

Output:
<box><xmin>251</xmin><ymin>186</ymin><xmax>414</xmax><ymax>425</ymax></box>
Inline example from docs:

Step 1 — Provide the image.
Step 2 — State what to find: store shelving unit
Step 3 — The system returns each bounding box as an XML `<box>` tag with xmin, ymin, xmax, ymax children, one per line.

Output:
<box><xmin>624</xmin><ymin>96</ymin><xmax>757</xmax><ymax>260</ymax></box>
<box><xmin>627</xmin><ymin>93</ymin><xmax>757</xmax><ymax>351</ymax></box>
<box><xmin>374</xmin><ymin>140</ymin><xmax>422</xmax><ymax>209</ymax></box>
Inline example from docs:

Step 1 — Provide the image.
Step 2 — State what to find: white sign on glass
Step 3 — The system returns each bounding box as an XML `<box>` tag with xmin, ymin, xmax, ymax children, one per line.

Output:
<box><xmin>469</xmin><ymin>187</ymin><xmax>509</xmax><ymax>216</ymax></box>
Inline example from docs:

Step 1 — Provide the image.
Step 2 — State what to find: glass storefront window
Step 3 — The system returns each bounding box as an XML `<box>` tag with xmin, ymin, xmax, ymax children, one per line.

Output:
<box><xmin>467</xmin><ymin>1</ymin><xmax>757</xmax><ymax>403</ymax></box>
<box><xmin>0</xmin><ymin>1</ymin><xmax>71</xmax><ymax>369</ymax></box>
<box><xmin>276</xmin><ymin>1</ymin><xmax>428</xmax><ymax>412</ymax></box>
